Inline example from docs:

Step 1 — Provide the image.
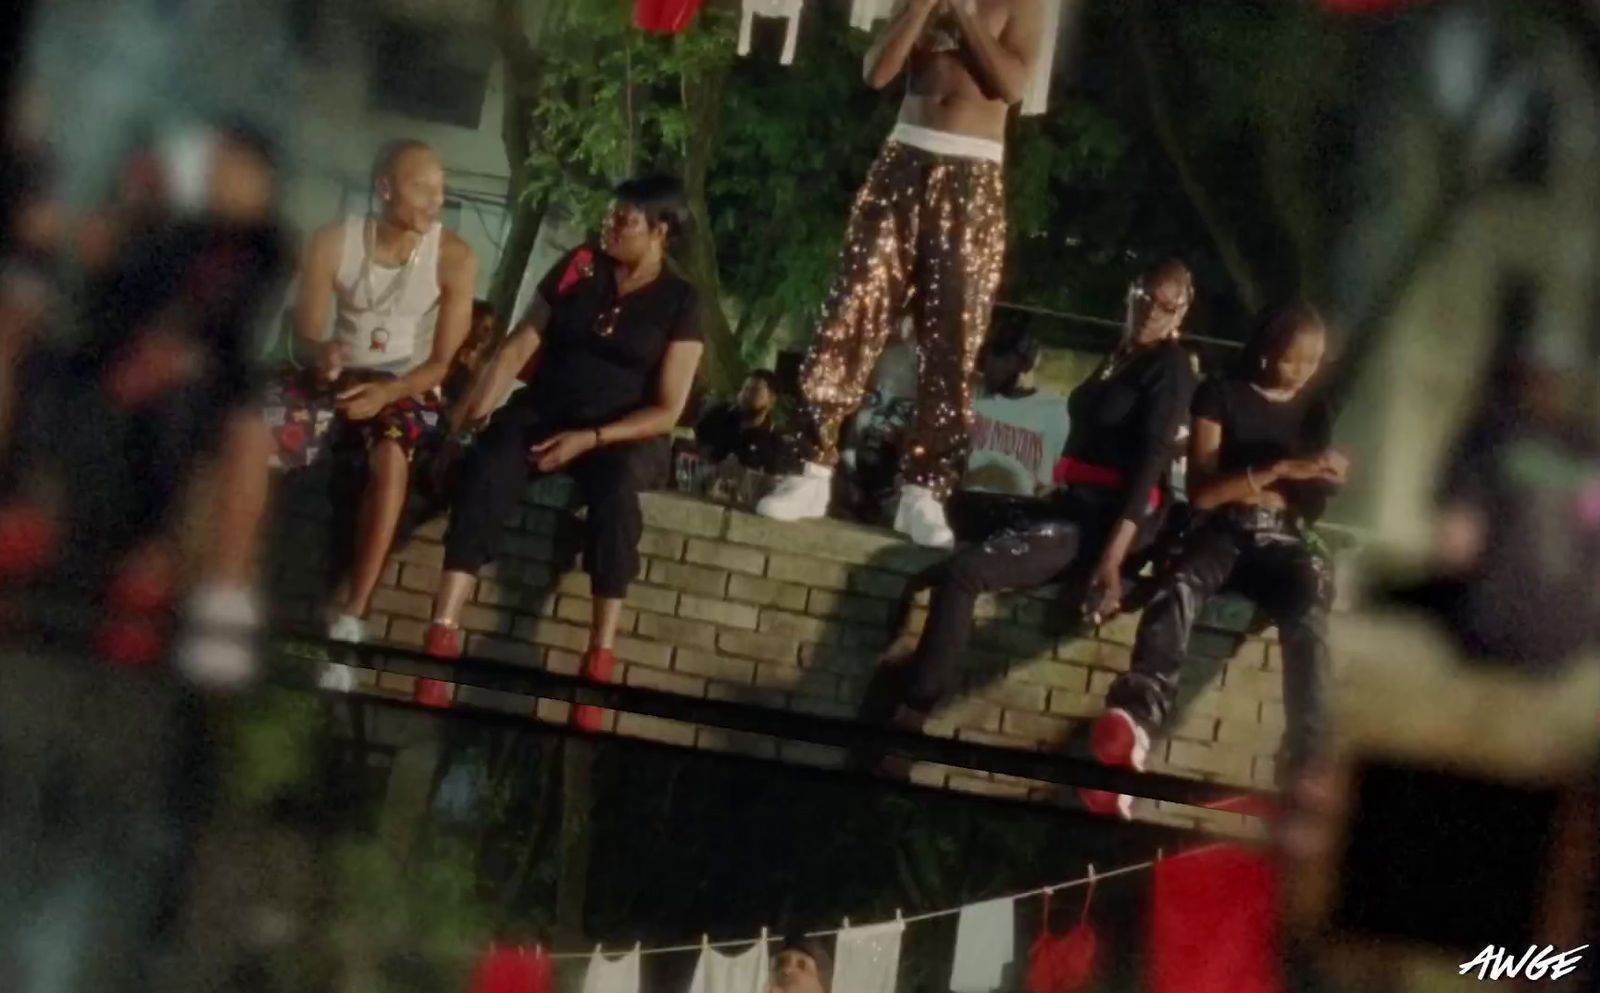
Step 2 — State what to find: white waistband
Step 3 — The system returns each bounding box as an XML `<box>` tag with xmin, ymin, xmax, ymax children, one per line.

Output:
<box><xmin>889</xmin><ymin>123</ymin><xmax>1005</xmax><ymax>164</ymax></box>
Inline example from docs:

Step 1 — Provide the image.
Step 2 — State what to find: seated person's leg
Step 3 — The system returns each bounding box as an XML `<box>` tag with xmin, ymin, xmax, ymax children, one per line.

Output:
<box><xmin>329</xmin><ymin>437</ymin><xmax>409</xmax><ymax>637</ymax></box>
<box><xmin>1239</xmin><ymin>536</ymin><xmax>1334</xmax><ymax>784</ymax></box>
<box><xmin>430</xmin><ymin>403</ymin><xmax>548</xmax><ymax>652</ymax></box>
<box><xmin>1083</xmin><ymin>518</ymin><xmax>1240</xmax><ymax>818</ymax></box>
<box><xmin>870</xmin><ymin>521</ymin><xmax>1088</xmax><ymax>732</ymax></box>
<box><xmin>568</xmin><ymin>439</ymin><xmax>664</xmax><ymax>731</ymax></box>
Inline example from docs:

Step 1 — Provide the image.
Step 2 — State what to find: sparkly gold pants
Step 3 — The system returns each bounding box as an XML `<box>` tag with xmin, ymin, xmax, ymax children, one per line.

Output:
<box><xmin>797</xmin><ymin>141</ymin><xmax>1006</xmax><ymax>499</ymax></box>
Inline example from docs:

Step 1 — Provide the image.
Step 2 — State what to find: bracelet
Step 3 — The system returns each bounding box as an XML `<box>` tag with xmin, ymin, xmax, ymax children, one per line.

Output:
<box><xmin>1246</xmin><ymin>467</ymin><xmax>1261</xmax><ymax>493</ymax></box>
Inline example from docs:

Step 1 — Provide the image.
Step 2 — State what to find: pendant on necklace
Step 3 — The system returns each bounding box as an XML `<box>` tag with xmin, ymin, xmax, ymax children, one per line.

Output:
<box><xmin>369</xmin><ymin>327</ymin><xmax>390</xmax><ymax>354</ymax></box>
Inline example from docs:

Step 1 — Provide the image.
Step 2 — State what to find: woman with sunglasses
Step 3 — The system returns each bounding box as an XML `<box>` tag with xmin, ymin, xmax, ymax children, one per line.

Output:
<box><xmin>857</xmin><ymin>258</ymin><xmax>1199</xmax><ymax>757</ymax></box>
<box><xmin>417</xmin><ymin>176</ymin><xmax>704</xmax><ymax>715</ymax></box>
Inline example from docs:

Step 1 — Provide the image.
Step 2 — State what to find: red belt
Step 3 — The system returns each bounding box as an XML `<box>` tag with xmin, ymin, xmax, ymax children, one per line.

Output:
<box><xmin>1053</xmin><ymin>456</ymin><xmax>1163</xmax><ymax>510</ymax></box>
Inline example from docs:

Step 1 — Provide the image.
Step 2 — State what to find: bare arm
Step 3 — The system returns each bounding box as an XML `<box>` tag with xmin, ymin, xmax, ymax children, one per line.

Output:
<box><xmin>949</xmin><ymin>0</ymin><xmax>1044</xmax><ymax>105</ymax></box>
<box><xmin>595</xmin><ymin>341</ymin><xmax>705</xmax><ymax>444</ymax></box>
<box><xmin>395</xmin><ymin>233</ymin><xmax>479</xmax><ymax>398</ymax></box>
<box><xmin>452</xmin><ymin>302</ymin><xmax>546</xmax><ymax>431</ymax></box>
<box><xmin>864</xmin><ymin>0</ymin><xmax>942</xmax><ymax>89</ymax></box>
<box><xmin>291</xmin><ymin>225</ymin><xmax>342</xmax><ymax>376</ymax></box>
<box><xmin>1188</xmin><ymin>417</ymin><xmax>1345</xmax><ymax>511</ymax></box>
<box><xmin>529</xmin><ymin>339</ymin><xmax>704</xmax><ymax>473</ymax></box>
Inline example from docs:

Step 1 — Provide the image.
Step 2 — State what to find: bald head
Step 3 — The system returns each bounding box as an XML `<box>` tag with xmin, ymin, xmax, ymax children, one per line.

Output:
<box><xmin>373</xmin><ymin>140</ymin><xmax>443</xmax><ymax>234</ymax></box>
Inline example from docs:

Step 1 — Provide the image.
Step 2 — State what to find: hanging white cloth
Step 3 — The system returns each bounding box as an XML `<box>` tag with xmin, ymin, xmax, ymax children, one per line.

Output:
<box><xmin>687</xmin><ymin>934</ymin><xmax>770</xmax><ymax>993</ymax></box>
<box><xmin>849</xmin><ymin>0</ymin><xmax>897</xmax><ymax>31</ymax></box>
<box><xmin>1019</xmin><ymin>0</ymin><xmax>1063</xmax><ymax>117</ymax></box>
<box><xmin>738</xmin><ymin>0</ymin><xmax>804</xmax><ymax>66</ymax></box>
<box><xmin>948</xmin><ymin>898</ymin><xmax>1016</xmax><ymax>993</ymax></box>
<box><xmin>581</xmin><ymin>945</ymin><xmax>641</xmax><ymax>993</ymax></box>
<box><xmin>832</xmin><ymin>921</ymin><xmax>904</xmax><ymax>993</ymax></box>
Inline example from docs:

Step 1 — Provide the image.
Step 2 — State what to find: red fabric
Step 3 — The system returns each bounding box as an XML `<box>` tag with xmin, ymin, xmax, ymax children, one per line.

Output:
<box><xmin>1150</xmin><ymin>847</ymin><xmax>1281</xmax><ymax>993</ymax></box>
<box><xmin>634</xmin><ymin>0</ymin><xmax>704</xmax><ymax>33</ymax></box>
<box><xmin>1051</xmin><ymin>457</ymin><xmax>1163</xmax><ymax>510</ymax></box>
<box><xmin>517</xmin><ymin>247</ymin><xmax>594</xmax><ymax>383</ymax></box>
<box><xmin>1028</xmin><ymin>890</ymin><xmax>1099</xmax><ymax>993</ymax></box>
<box><xmin>470</xmin><ymin>946</ymin><xmax>552</xmax><ymax>993</ymax></box>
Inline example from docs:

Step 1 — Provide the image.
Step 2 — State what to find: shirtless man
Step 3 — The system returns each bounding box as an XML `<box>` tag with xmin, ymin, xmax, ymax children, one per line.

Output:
<box><xmin>757</xmin><ymin>0</ymin><xmax>1043</xmax><ymax>548</ymax></box>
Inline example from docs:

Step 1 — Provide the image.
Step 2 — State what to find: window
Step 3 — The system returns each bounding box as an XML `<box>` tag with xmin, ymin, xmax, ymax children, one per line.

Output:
<box><xmin>367</xmin><ymin>16</ymin><xmax>492</xmax><ymax>129</ymax></box>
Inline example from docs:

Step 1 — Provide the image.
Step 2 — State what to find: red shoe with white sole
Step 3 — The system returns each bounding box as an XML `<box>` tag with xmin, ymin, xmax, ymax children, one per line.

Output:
<box><xmin>571</xmin><ymin>648</ymin><xmax>617</xmax><ymax>733</ymax></box>
<box><xmin>416</xmin><ymin>622</ymin><xmax>462</xmax><ymax>708</ymax></box>
<box><xmin>1079</xmin><ymin>708</ymin><xmax>1151</xmax><ymax>820</ymax></box>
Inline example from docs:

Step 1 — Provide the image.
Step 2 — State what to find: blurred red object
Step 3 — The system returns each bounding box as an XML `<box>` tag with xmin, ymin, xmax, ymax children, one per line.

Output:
<box><xmin>635</xmin><ymin>0</ymin><xmax>704</xmax><ymax>33</ymax></box>
<box><xmin>1150</xmin><ymin>847</ymin><xmax>1281</xmax><ymax>993</ymax></box>
<box><xmin>470</xmin><ymin>945</ymin><xmax>552</xmax><ymax>993</ymax></box>
<box><xmin>1028</xmin><ymin>887</ymin><xmax>1099</xmax><ymax>993</ymax></box>
<box><xmin>571</xmin><ymin>647</ymin><xmax>617</xmax><ymax>733</ymax></box>
<box><xmin>0</xmin><ymin>501</ymin><xmax>57</xmax><ymax>578</ymax></box>
<box><xmin>99</xmin><ymin>617</ymin><xmax>166</xmax><ymax>668</ymax></box>
<box><xmin>107</xmin><ymin>545</ymin><xmax>178</xmax><ymax>614</ymax></box>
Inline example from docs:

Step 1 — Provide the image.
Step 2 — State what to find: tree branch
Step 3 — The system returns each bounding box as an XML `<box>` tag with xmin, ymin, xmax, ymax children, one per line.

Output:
<box><xmin>1126</xmin><ymin>0</ymin><xmax>1265</xmax><ymax>312</ymax></box>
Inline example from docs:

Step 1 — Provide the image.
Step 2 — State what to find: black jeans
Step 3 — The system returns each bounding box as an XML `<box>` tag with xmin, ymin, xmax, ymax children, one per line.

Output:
<box><xmin>890</xmin><ymin>495</ymin><xmax>1118</xmax><ymax>713</ymax></box>
<box><xmin>443</xmin><ymin>399</ymin><xmax>667</xmax><ymax>599</ymax></box>
<box><xmin>1108</xmin><ymin>506</ymin><xmax>1333</xmax><ymax>774</ymax></box>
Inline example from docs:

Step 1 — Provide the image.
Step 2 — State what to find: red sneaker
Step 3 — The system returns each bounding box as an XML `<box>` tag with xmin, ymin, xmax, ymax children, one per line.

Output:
<box><xmin>1079</xmin><ymin>709</ymin><xmax>1150</xmax><ymax>820</ymax></box>
<box><xmin>571</xmin><ymin>647</ymin><xmax>617</xmax><ymax>733</ymax></box>
<box><xmin>423</xmin><ymin>622</ymin><xmax>462</xmax><ymax>659</ymax></box>
<box><xmin>417</xmin><ymin>622</ymin><xmax>461</xmax><ymax>709</ymax></box>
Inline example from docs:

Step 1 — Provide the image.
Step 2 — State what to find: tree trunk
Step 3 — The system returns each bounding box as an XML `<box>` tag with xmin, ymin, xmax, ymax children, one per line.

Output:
<box><xmin>552</xmin><ymin>739</ymin><xmax>597</xmax><ymax>946</ymax></box>
<box><xmin>1126</xmin><ymin>0</ymin><xmax>1265</xmax><ymax>313</ymax></box>
<box><xmin>677</xmin><ymin>51</ymin><xmax>742</xmax><ymax>396</ymax></box>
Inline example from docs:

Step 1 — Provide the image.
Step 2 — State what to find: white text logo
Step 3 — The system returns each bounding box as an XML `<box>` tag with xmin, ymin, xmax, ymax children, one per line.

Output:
<box><xmin>1458</xmin><ymin>944</ymin><xmax>1587</xmax><ymax>982</ymax></box>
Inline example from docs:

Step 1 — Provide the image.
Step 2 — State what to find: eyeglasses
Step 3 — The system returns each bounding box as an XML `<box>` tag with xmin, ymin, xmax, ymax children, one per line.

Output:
<box><xmin>1128</xmin><ymin>282</ymin><xmax>1191</xmax><ymax>316</ymax></box>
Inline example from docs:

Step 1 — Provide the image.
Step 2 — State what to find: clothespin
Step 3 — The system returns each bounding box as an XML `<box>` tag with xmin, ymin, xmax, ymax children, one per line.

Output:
<box><xmin>842</xmin><ymin>916</ymin><xmax>852</xmax><ymax>930</ymax></box>
<box><xmin>1156</xmin><ymin>847</ymin><xmax>1165</xmax><ymax>863</ymax></box>
<box><xmin>1081</xmin><ymin>864</ymin><xmax>1098</xmax><ymax>923</ymax></box>
<box><xmin>703</xmin><ymin>933</ymin><xmax>710</xmax><ymax>948</ymax></box>
<box><xmin>759</xmin><ymin>926</ymin><xmax>769</xmax><ymax>947</ymax></box>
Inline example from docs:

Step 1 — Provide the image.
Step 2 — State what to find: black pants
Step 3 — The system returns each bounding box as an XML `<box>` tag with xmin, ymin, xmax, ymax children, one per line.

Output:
<box><xmin>892</xmin><ymin>505</ymin><xmax>1114</xmax><ymax>713</ymax></box>
<box><xmin>442</xmin><ymin>399</ymin><xmax>667</xmax><ymax>599</ymax></box>
<box><xmin>1108</xmin><ymin>506</ymin><xmax>1332</xmax><ymax>774</ymax></box>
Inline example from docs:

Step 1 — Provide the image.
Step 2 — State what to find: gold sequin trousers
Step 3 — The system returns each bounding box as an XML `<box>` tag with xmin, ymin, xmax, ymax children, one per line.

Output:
<box><xmin>796</xmin><ymin>141</ymin><xmax>1006</xmax><ymax>499</ymax></box>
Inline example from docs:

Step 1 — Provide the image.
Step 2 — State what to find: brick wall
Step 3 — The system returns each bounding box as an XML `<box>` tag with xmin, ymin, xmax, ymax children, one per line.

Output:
<box><xmin>271</xmin><ymin>476</ymin><xmax>1305</xmax><ymax>839</ymax></box>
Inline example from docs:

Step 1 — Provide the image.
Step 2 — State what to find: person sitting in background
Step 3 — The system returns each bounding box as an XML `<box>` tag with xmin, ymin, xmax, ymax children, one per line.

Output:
<box><xmin>274</xmin><ymin>140</ymin><xmax>478</xmax><ymax>678</ymax></box>
<box><xmin>835</xmin><ymin>329</ymin><xmax>918</xmax><ymax>524</ymax></box>
<box><xmin>768</xmin><ymin>937</ymin><xmax>832</xmax><ymax>993</ymax></box>
<box><xmin>962</xmin><ymin>322</ymin><xmax>1069</xmax><ymax>498</ymax></box>
<box><xmin>1083</xmin><ymin>304</ymin><xmax>1346</xmax><ymax>818</ymax></box>
<box><xmin>420</xmin><ymin>175</ymin><xmax>703</xmax><ymax>717</ymax></box>
<box><xmin>694</xmin><ymin>368</ymin><xmax>782</xmax><ymax>472</ymax></box>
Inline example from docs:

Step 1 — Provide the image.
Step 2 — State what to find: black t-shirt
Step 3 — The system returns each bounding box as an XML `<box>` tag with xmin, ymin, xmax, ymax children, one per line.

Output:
<box><xmin>1063</xmin><ymin>340</ymin><xmax>1197</xmax><ymax>529</ymax></box>
<box><xmin>523</xmin><ymin>246</ymin><xmax>702</xmax><ymax>429</ymax></box>
<box><xmin>1191</xmin><ymin>377</ymin><xmax>1334</xmax><ymax>519</ymax></box>
<box><xmin>694</xmin><ymin>402</ymin><xmax>782</xmax><ymax>472</ymax></box>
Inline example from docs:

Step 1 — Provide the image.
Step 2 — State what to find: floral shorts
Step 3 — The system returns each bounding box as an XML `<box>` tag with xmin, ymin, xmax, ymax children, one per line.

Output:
<box><xmin>261</xmin><ymin>369</ymin><xmax>444</xmax><ymax>470</ymax></box>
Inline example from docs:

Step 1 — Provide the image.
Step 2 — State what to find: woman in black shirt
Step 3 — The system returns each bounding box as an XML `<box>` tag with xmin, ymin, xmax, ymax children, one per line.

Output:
<box><xmin>858</xmin><ymin>259</ymin><xmax>1199</xmax><ymax>749</ymax></box>
<box><xmin>419</xmin><ymin>176</ymin><xmax>704</xmax><ymax>713</ymax></box>
<box><xmin>1084</xmin><ymin>303</ymin><xmax>1346</xmax><ymax>818</ymax></box>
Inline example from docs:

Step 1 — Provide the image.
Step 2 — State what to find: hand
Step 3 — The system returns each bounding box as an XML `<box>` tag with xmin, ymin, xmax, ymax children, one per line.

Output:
<box><xmin>1272</xmin><ymin>458</ymin><xmax>1327</xmax><ymax>482</ymax></box>
<box><xmin>1316</xmin><ymin>450</ymin><xmax>1350</xmax><ymax>484</ymax></box>
<box><xmin>337</xmin><ymin>381</ymin><xmax>397</xmax><ymax>421</ymax></box>
<box><xmin>531</xmin><ymin>430</ymin><xmax>598</xmax><ymax>473</ymax></box>
<box><xmin>1084</xmin><ymin>558</ymin><xmax>1123</xmax><ymax>625</ymax></box>
<box><xmin>313</xmin><ymin>340</ymin><xmax>348</xmax><ymax>384</ymax></box>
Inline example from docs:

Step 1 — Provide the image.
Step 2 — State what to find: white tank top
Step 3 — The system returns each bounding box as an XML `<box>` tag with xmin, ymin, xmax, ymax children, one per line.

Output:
<box><xmin>331</xmin><ymin>215</ymin><xmax>443</xmax><ymax>375</ymax></box>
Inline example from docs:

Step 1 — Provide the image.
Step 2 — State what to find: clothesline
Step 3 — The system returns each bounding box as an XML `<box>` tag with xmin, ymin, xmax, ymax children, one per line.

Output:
<box><xmin>543</xmin><ymin>842</ymin><xmax>1227</xmax><ymax>960</ymax></box>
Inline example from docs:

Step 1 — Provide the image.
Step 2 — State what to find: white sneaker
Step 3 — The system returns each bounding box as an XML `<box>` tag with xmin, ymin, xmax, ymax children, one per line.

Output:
<box><xmin>327</xmin><ymin>614</ymin><xmax>367</xmax><ymax>644</ymax></box>
<box><xmin>893</xmin><ymin>485</ymin><xmax>955</xmax><ymax>549</ymax></box>
<box><xmin>175</xmin><ymin>584</ymin><xmax>260</xmax><ymax>692</ymax></box>
<box><xmin>755</xmin><ymin>462</ymin><xmax>833</xmax><ymax>522</ymax></box>
<box><xmin>318</xmin><ymin>663</ymin><xmax>357</xmax><ymax>693</ymax></box>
